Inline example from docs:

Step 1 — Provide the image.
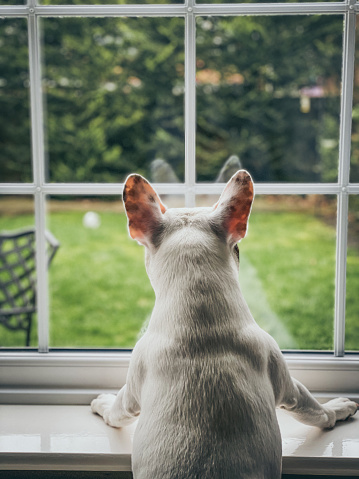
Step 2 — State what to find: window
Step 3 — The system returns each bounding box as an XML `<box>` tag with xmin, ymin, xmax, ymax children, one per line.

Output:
<box><xmin>0</xmin><ymin>0</ymin><xmax>358</xmax><ymax>401</ymax></box>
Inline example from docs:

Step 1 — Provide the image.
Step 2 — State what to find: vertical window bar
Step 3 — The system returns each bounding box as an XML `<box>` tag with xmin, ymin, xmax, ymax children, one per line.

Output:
<box><xmin>28</xmin><ymin>8</ymin><xmax>49</xmax><ymax>353</ymax></box>
<box><xmin>185</xmin><ymin>4</ymin><xmax>196</xmax><ymax>208</ymax></box>
<box><xmin>334</xmin><ymin>4</ymin><xmax>356</xmax><ymax>357</ymax></box>
<box><xmin>335</xmin><ymin>191</ymin><xmax>349</xmax><ymax>357</ymax></box>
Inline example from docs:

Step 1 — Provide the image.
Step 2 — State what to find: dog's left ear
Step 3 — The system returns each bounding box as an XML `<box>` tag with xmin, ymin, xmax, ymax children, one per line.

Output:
<box><xmin>211</xmin><ymin>170</ymin><xmax>254</xmax><ymax>243</ymax></box>
<box><xmin>123</xmin><ymin>174</ymin><xmax>167</xmax><ymax>247</ymax></box>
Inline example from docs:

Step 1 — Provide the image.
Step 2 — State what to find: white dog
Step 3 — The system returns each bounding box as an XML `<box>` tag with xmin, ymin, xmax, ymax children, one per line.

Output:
<box><xmin>91</xmin><ymin>170</ymin><xmax>358</xmax><ymax>479</ymax></box>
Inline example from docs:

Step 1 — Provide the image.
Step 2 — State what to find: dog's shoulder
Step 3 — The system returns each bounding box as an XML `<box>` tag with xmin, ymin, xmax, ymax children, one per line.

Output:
<box><xmin>233</xmin><ymin>323</ymin><xmax>284</xmax><ymax>373</ymax></box>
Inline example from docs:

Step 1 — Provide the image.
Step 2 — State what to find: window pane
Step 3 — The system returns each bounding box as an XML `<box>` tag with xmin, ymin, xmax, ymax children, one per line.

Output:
<box><xmin>196</xmin><ymin>194</ymin><xmax>337</xmax><ymax>350</ymax></box>
<box><xmin>41</xmin><ymin>0</ymin><xmax>183</xmax><ymax>4</ymax></box>
<box><xmin>42</xmin><ymin>17</ymin><xmax>185</xmax><ymax>183</ymax></box>
<box><xmin>196</xmin><ymin>0</ymin><xmax>336</xmax><ymax>3</ymax></box>
<box><xmin>346</xmin><ymin>196</ymin><xmax>359</xmax><ymax>352</ymax></box>
<box><xmin>351</xmin><ymin>16</ymin><xmax>359</xmax><ymax>183</ymax></box>
<box><xmin>0</xmin><ymin>19</ymin><xmax>32</xmax><ymax>183</ymax></box>
<box><xmin>0</xmin><ymin>196</ymin><xmax>37</xmax><ymax>348</ymax></box>
<box><xmin>47</xmin><ymin>195</ymin><xmax>184</xmax><ymax>348</ymax></box>
<box><xmin>196</xmin><ymin>16</ymin><xmax>343</xmax><ymax>182</ymax></box>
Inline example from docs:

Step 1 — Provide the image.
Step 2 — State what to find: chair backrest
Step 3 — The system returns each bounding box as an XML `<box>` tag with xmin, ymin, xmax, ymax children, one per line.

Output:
<box><xmin>0</xmin><ymin>227</ymin><xmax>59</xmax><ymax>334</ymax></box>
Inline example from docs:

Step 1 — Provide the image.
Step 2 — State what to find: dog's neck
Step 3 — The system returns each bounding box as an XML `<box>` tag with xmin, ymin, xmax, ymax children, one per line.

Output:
<box><xmin>147</xmin><ymin>235</ymin><xmax>254</xmax><ymax>337</ymax></box>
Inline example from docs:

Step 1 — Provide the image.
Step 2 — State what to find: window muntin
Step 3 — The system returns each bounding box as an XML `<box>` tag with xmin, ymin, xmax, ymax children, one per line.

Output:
<box><xmin>0</xmin><ymin>18</ymin><xmax>31</xmax><ymax>184</ymax></box>
<box><xmin>0</xmin><ymin>2</ymin><xmax>357</xmax><ymax>359</ymax></box>
<box><xmin>196</xmin><ymin>15</ymin><xmax>343</xmax><ymax>183</ymax></box>
<box><xmin>42</xmin><ymin>17</ymin><xmax>185</xmax><ymax>184</ymax></box>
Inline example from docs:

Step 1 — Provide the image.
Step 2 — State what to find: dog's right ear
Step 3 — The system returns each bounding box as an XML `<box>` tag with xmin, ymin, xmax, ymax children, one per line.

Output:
<box><xmin>123</xmin><ymin>174</ymin><xmax>167</xmax><ymax>247</ymax></box>
<box><xmin>211</xmin><ymin>170</ymin><xmax>254</xmax><ymax>244</ymax></box>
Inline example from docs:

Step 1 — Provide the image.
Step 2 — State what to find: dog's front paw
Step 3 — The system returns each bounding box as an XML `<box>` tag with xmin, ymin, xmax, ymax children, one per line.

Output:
<box><xmin>91</xmin><ymin>394</ymin><xmax>116</xmax><ymax>419</ymax></box>
<box><xmin>323</xmin><ymin>398</ymin><xmax>358</xmax><ymax>428</ymax></box>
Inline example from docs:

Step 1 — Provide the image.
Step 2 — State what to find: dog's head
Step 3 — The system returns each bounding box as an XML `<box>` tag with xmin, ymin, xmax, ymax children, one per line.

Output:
<box><xmin>123</xmin><ymin>170</ymin><xmax>254</xmax><ymax>288</ymax></box>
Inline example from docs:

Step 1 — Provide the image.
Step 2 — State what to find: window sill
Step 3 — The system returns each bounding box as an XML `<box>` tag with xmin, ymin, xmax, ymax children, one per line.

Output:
<box><xmin>0</xmin><ymin>405</ymin><xmax>358</xmax><ymax>476</ymax></box>
<box><xmin>1</xmin><ymin>351</ymin><xmax>359</xmax><ymax>404</ymax></box>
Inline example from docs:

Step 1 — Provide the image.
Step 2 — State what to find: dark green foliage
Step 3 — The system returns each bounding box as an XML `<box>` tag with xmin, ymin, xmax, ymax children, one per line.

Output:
<box><xmin>0</xmin><ymin>18</ymin><xmax>31</xmax><ymax>182</ymax></box>
<box><xmin>0</xmin><ymin>13</ymin><xmax>345</xmax><ymax>184</ymax></box>
<box><xmin>42</xmin><ymin>16</ymin><xmax>185</xmax><ymax>183</ymax></box>
<box><xmin>196</xmin><ymin>15</ymin><xmax>343</xmax><ymax>182</ymax></box>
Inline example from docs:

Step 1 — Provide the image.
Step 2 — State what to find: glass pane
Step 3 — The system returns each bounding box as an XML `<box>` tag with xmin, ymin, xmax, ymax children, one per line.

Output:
<box><xmin>196</xmin><ymin>0</ymin><xmax>336</xmax><ymax>3</ymax></box>
<box><xmin>48</xmin><ymin>195</ymin><xmax>185</xmax><ymax>348</ymax></box>
<box><xmin>0</xmin><ymin>19</ymin><xmax>32</xmax><ymax>183</ymax></box>
<box><xmin>42</xmin><ymin>0</ymin><xmax>183</xmax><ymax>4</ymax></box>
<box><xmin>0</xmin><ymin>1</ymin><xmax>26</xmax><ymax>4</ymax></box>
<box><xmin>196</xmin><ymin>194</ymin><xmax>337</xmax><ymax>350</ymax></box>
<box><xmin>42</xmin><ymin>17</ymin><xmax>185</xmax><ymax>183</ymax></box>
<box><xmin>351</xmin><ymin>16</ymin><xmax>359</xmax><ymax>183</ymax></box>
<box><xmin>196</xmin><ymin>16</ymin><xmax>343</xmax><ymax>182</ymax></box>
<box><xmin>346</xmin><ymin>196</ymin><xmax>359</xmax><ymax>351</ymax></box>
<box><xmin>0</xmin><ymin>196</ymin><xmax>37</xmax><ymax>348</ymax></box>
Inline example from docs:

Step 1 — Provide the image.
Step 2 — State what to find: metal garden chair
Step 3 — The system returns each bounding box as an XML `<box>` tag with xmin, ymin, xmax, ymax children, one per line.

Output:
<box><xmin>0</xmin><ymin>227</ymin><xmax>60</xmax><ymax>346</ymax></box>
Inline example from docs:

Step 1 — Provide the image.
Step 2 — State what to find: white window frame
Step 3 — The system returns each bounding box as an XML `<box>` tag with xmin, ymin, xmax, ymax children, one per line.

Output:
<box><xmin>0</xmin><ymin>0</ymin><xmax>359</xmax><ymax>404</ymax></box>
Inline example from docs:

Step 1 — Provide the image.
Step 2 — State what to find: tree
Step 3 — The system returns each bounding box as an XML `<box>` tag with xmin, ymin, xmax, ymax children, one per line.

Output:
<box><xmin>42</xmin><ymin>14</ymin><xmax>185</xmax><ymax>183</ymax></box>
<box><xmin>0</xmin><ymin>9</ymin><xmax>346</xmax><ymax>185</ymax></box>
<box><xmin>0</xmin><ymin>18</ymin><xmax>32</xmax><ymax>183</ymax></box>
<box><xmin>196</xmin><ymin>15</ymin><xmax>343</xmax><ymax>182</ymax></box>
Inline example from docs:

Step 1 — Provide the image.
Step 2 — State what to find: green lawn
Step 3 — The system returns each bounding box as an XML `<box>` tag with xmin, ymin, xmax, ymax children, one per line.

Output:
<box><xmin>0</xmin><ymin>204</ymin><xmax>358</xmax><ymax>351</ymax></box>
<box><xmin>241</xmin><ymin>211</ymin><xmax>337</xmax><ymax>350</ymax></box>
<box><xmin>48</xmin><ymin>211</ymin><xmax>154</xmax><ymax>347</ymax></box>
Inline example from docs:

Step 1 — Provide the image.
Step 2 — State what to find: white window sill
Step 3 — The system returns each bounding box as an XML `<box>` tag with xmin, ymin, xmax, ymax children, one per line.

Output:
<box><xmin>1</xmin><ymin>352</ymin><xmax>359</xmax><ymax>403</ymax></box>
<box><xmin>0</xmin><ymin>405</ymin><xmax>358</xmax><ymax>476</ymax></box>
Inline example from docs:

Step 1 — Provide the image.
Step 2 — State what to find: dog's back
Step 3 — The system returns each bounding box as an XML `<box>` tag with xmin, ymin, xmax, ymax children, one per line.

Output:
<box><xmin>132</xmin><ymin>340</ymin><xmax>282</xmax><ymax>478</ymax></box>
<box><xmin>128</xmin><ymin>207</ymin><xmax>282</xmax><ymax>478</ymax></box>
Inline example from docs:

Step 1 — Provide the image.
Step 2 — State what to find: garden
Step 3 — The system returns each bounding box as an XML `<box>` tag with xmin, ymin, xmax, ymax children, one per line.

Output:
<box><xmin>0</xmin><ymin>195</ymin><xmax>358</xmax><ymax>351</ymax></box>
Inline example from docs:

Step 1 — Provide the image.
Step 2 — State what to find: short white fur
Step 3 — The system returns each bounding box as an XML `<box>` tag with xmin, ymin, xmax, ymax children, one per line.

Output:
<box><xmin>91</xmin><ymin>170</ymin><xmax>358</xmax><ymax>479</ymax></box>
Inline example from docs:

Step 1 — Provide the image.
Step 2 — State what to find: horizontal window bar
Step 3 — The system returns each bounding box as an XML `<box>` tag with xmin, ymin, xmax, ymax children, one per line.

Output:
<box><xmin>195</xmin><ymin>2</ymin><xmax>348</xmax><ymax>15</ymax></box>
<box><xmin>0</xmin><ymin>6</ymin><xmax>28</xmax><ymax>17</ymax></box>
<box><xmin>0</xmin><ymin>5</ymin><xmax>187</xmax><ymax>17</ymax></box>
<box><xmin>0</xmin><ymin>184</ymin><xmax>36</xmax><ymax>195</ymax></box>
<box><xmin>0</xmin><ymin>183</ymin><xmax>352</xmax><ymax>196</ymax></box>
<box><xmin>196</xmin><ymin>183</ymin><xmax>345</xmax><ymax>195</ymax></box>
<box><xmin>0</xmin><ymin>2</ymin><xmax>350</xmax><ymax>17</ymax></box>
<box><xmin>42</xmin><ymin>183</ymin><xmax>186</xmax><ymax>195</ymax></box>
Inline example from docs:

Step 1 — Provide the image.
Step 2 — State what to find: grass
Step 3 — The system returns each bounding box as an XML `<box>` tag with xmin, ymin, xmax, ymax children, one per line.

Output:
<box><xmin>241</xmin><ymin>211</ymin><xmax>337</xmax><ymax>350</ymax></box>
<box><xmin>0</xmin><ymin>200</ymin><xmax>358</xmax><ymax>351</ymax></box>
<box><xmin>48</xmin><ymin>210</ymin><xmax>154</xmax><ymax>347</ymax></box>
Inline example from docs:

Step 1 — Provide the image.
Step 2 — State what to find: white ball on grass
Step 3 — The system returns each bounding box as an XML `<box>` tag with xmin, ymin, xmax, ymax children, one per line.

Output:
<box><xmin>83</xmin><ymin>211</ymin><xmax>101</xmax><ymax>229</ymax></box>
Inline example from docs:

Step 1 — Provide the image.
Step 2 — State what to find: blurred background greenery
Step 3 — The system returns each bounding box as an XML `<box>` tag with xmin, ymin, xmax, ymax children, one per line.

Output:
<box><xmin>0</xmin><ymin>13</ymin><xmax>351</xmax><ymax>183</ymax></box>
<box><xmin>0</xmin><ymin>7</ymin><xmax>358</xmax><ymax>350</ymax></box>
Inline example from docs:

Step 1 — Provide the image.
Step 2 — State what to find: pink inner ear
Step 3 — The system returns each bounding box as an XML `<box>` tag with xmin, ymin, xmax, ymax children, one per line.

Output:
<box><xmin>139</xmin><ymin>180</ymin><xmax>166</xmax><ymax>214</ymax></box>
<box><xmin>123</xmin><ymin>174</ymin><xmax>166</xmax><ymax>245</ymax></box>
<box><xmin>213</xmin><ymin>170</ymin><xmax>254</xmax><ymax>242</ymax></box>
<box><xmin>226</xmin><ymin>199</ymin><xmax>253</xmax><ymax>240</ymax></box>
